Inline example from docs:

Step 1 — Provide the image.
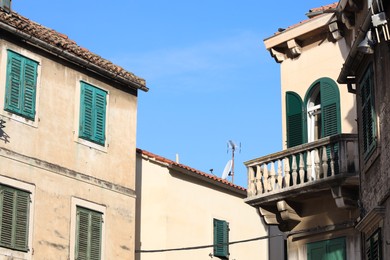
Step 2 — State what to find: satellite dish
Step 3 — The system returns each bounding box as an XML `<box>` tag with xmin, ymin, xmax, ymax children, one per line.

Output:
<box><xmin>222</xmin><ymin>160</ymin><xmax>232</xmax><ymax>180</ymax></box>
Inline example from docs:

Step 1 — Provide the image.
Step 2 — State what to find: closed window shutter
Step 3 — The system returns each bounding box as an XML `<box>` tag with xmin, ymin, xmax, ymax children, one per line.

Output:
<box><xmin>5</xmin><ymin>51</ymin><xmax>23</xmax><ymax>114</ymax></box>
<box><xmin>93</xmin><ymin>89</ymin><xmax>107</xmax><ymax>145</ymax></box>
<box><xmin>286</xmin><ymin>91</ymin><xmax>304</xmax><ymax>148</ymax></box>
<box><xmin>213</xmin><ymin>219</ymin><xmax>229</xmax><ymax>258</ymax></box>
<box><xmin>307</xmin><ymin>237</ymin><xmax>346</xmax><ymax>260</ymax></box>
<box><xmin>22</xmin><ymin>59</ymin><xmax>38</xmax><ymax>120</ymax></box>
<box><xmin>76</xmin><ymin>207</ymin><xmax>102</xmax><ymax>260</ymax></box>
<box><xmin>360</xmin><ymin>66</ymin><xmax>376</xmax><ymax>158</ymax></box>
<box><xmin>80</xmin><ymin>83</ymin><xmax>94</xmax><ymax>140</ymax></box>
<box><xmin>5</xmin><ymin>50</ymin><xmax>37</xmax><ymax>120</ymax></box>
<box><xmin>320</xmin><ymin>79</ymin><xmax>341</xmax><ymax>138</ymax></box>
<box><xmin>79</xmin><ymin>82</ymin><xmax>107</xmax><ymax>146</ymax></box>
<box><xmin>0</xmin><ymin>185</ymin><xmax>30</xmax><ymax>252</ymax></box>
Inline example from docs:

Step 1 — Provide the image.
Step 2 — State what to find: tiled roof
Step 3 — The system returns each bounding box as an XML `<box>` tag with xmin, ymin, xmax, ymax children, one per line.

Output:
<box><xmin>0</xmin><ymin>9</ymin><xmax>147</xmax><ymax>91</ymax></box>
<box><xmin>274</xmin><ymin>2</ymin><xmax>338</xmax><ymax>35</ymax></box>
<box><xmin>309</xmin><ymin>2</ymin><xmax>338</xmax><ymax>14</ymax></box>
<box><xmin>137</xmin><ymin>148</ymin><xmax>246</xmax><ymax>192</ymax></box>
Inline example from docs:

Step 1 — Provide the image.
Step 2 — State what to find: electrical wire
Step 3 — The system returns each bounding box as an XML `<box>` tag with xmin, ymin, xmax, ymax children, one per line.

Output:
<box><xmin>136</xmin><ymin>234</ymin><xmax>283</xmax><ymax>253</ymax></box>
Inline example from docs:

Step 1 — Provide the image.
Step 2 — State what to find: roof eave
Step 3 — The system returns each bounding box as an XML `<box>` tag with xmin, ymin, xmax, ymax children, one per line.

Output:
<box><xmin>264</xmin><ymin>13</ymin><xmax>336</xmax><ymax>50</ymax></box>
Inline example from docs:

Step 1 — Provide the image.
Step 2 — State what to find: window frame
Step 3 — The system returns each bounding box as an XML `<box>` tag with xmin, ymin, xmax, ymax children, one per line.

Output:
<box><xmin>0</xmin><ymin>176</ymin><xmax>34</xmax><ymax>260</ymax></box>
<box><xmin>213</xmin><ymin>218</ymin><xmax>229</xmax><ymax>259</ymax></box>
<box><xmin>70</xmin><ymin>198</ymin><xmax>106</xmax><ymax>260</ymax></box>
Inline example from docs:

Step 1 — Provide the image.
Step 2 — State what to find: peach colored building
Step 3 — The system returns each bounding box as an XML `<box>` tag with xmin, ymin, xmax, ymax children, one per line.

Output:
<box><xmin>136</xmin><ymin>149</ymin><xmax>268</xmax><ymax>260</ymax></box>
<box><xmin>245</xmin><ymin>3</ymin><xmax>361</xmax><ymax>260</ymax></box>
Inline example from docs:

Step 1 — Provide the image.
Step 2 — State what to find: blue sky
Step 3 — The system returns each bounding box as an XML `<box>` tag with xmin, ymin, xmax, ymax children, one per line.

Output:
<box><xmin>13</xmin><ymin>0</ymin><xmax>335</xmax><ymax>188</ymax></box>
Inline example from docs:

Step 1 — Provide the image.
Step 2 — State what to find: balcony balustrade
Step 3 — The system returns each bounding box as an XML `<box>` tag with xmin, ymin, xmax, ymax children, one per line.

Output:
<box><xmin>245</xmin><ymin>134</ymin><xmax>359</xmax><ymax>204</ymax></box>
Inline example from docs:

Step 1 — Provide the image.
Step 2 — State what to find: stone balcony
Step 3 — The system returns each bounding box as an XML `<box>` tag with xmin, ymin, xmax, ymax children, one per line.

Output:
<box><xmin>244</xmin><ymin>134</ymin><xmax>359</xmax><ymax>230</ymax></box>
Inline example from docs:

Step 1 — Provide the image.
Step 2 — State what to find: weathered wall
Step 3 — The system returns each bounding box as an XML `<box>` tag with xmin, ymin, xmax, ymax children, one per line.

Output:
<box><xmin>136</xmin><ymin>154</ymin><xmax>269</xmax><ymax>260</ymax></box>
<box><xmin>0</xmin><ymin>32</ymin><xmax>138</xmax><ymax>259</ymax></box>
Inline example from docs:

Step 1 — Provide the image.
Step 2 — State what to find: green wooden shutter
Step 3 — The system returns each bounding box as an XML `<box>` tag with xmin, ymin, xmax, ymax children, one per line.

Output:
<box><xmin>213</xmin><ymin>219</ymin><xmax>229</xmax><ymax>258</ymax></box>
<box><xmin>286</xmin><ymin>91</ymin><xmax>304</xmax><ymax>148</ymax></box>
<box><xmin>320</xmin><ymin>78</ymin><xmax>341</xmax><ymax>138</ymax></box>
<box><xmin>76</xmin><ymin>207</ymin><xmax>102</xmax><ymax>260</ymax></box>
<box><xmin>79</xmin><ymin>83</ymin><xmax>94</xmax><ymax>140</ymax></box>
<box><xmin>22</xmin><ymin>58</ymin><xmax>38</xmax><ymax>120</ymax></box>
<box><xmin>79</xmin><ymin>82</ymin><xmax>107</xmax><ymax>146</ymax></box>
<box><xmin>0</xmin><ymin>185</ymin><xmax>30</xmax><ymax>252</ymax></box>
<box><xmin>93</xmin><ymin>88</ymin><xmax>106</xmax><ymax>145</ymax></box>
<box><xmin>307</xmin><ymin>237</ymin><xmax>346</xmax><ymax>260</ymax></box>
<box><xmin>5</xmin><ymin>50</ymin><xmax>37</xmax><ymax>120</ymax></box>
<box><xmin>5</xmin><ymin>51</ymin><xmax>23</xmax><ymax>114</ymax></box>
<box><xmin>360</xmin><ymin>66</ymin><xmax>376</xmax><ymax>159</ymax></box>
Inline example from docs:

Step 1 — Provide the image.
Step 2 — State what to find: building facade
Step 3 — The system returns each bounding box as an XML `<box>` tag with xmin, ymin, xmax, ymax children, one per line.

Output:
<box><xmin>136</xmin><ymin>149</ymin><xmax>268</xmax><ymax>260</ymax></box>
<box><xmin>245</xmin><ymin>3</ymin><xmax>361</xmax><ymax>260</ymax></box>
<box><xmin>337</xmin><ymin>0</ymin><xmax>390</xmax><ymax>259</ymax></box>
<box><xmin>0</xmin><ymin>4</ymin><xmax>147</xmax><ymax>260</ymax></box>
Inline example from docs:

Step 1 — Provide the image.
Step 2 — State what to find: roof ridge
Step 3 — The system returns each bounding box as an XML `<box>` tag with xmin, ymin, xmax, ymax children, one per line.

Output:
<box><xmin>137</xmin><ymin>148</ymin><xmax>246</xmax><ymax>192</ymax></box>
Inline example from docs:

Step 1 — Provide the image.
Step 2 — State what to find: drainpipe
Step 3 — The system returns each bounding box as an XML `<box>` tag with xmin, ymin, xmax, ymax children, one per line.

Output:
<box><xmin>0</xmin><ymin>20</ymin><xmax>149</xmax><ymax>92</ymax></box>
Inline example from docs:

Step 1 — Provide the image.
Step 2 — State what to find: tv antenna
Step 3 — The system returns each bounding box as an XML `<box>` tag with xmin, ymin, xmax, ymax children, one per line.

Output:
<box><xmin>224</xmin><ymin>140</ymin><xmax>241</xmax><ymax>183</ymax></box>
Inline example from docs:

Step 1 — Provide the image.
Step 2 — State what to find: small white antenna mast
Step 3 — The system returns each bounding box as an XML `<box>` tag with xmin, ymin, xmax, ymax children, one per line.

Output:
<box><xmin>226</xmin><ymin>140</ymin><xmax>241</xmax><ymax>183</ymax></box>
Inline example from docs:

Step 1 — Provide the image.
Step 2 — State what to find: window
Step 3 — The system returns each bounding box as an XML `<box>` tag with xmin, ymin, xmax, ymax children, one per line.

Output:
<box><xmin>366</xmin><ymin>229</ymin><xmax>382</xmax><ymax>260</ymax></box>
<box><xmin>79</xmin><ymin>82</ymin><xmax>107</xmax><ymax>146</ymax></box>
<box><xmin>75</xmin><ymin>206</ymin><xmax>103</xmax><ymax>260</ymax></box>
<box><xmin>285</xmin><ymin>77</ymin><xmax>341</xmax><ymax>148</ymax></box>
<box><xmin>0</xmin><ymin>184</ymin><xmax>30</xmax><ymax>252</ymax></box>
<box><xmin>359</xmin><ymin>65</ymin><xmax>376</xmax><ymax>159</ymax></box>
<box><xmin>307</xmin><ymin>237</ymin><xmax>346</xmax><ymax>260</ymax></box>
<box><xmin>213</xmin><ymin>219</ymin><xmax>229</xmax><ymax>259</ymax></box>
<box><xmin>4</xmin><ymin>50</ymin><xmax>38</xmax><ymax>120</ymax></box>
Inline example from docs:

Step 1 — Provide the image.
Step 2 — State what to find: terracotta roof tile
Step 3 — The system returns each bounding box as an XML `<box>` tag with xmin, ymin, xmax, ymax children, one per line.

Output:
<box><xmin>0</xmin><ymin>9</ymin><xmax>147</xmax><ymax>91</ymax></box>
<box><xmin>273</xmin><ymin>2</ymin><xmax>338</xmax><ymax>36</ymax></box>
<box><xmin>137</xmin><ymin>148</ymin><xmax>246</xmax><ymax>192</ymax></box>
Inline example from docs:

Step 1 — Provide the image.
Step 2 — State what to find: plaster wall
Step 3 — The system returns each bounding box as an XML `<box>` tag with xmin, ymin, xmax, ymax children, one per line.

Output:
<box><xmin>0</xmin><ymin>38</ymin><xmax>138</xmax><ymax>190</ymax></box>
<box><xmin>136</xmin><ymin>155</ymin><xmax>268</xmax><ymax>260</ymax></box>
<box><xmin>280</xmin><ymin>38</ymin><xmax>356</xmax><ymax>149</ymax></box>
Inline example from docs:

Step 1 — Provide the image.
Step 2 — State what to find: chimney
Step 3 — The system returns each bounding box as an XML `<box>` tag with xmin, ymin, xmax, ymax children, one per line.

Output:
<box><xmin>0</xmin><ymin>0</ymin><xmax>11</xmax><ymax>13</ymax></box>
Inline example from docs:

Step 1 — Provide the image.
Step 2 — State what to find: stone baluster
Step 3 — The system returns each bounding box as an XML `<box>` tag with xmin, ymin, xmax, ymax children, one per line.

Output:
<box><xmin>299</xmin><ymin>153</ymin><xmax>305</xmax><ymax>184</ymax></box>
<box><xmin>329</xmin><ymin>144</ymin><xmax>335</xmax><ymax>176</ymax></box>
<box><xmin>284</xmin><ymin>157</ymin><xmax>291</xmax><ymax>188</ymax></box>
<box><xmin>321</xmin><ymin>146</ymin><xmax>328</xmax><ymax>179</ymax></box>
<box><xmin>263</xmin><ymin>163</ymin><xmax>269</xmax><ymax>192</ymax></box>
<box><xmin>255</xmin><ymin>165</ymin><xmax>263</xmax><ymax>194</ymax></box>
<box><xmin>269</xmin><ymin>161</ymin><xmax>276</xmax><ymax>191</ymax></box>
<box><xmin>277</xmin><ymin>159</ymin><xmax>283</xmax><ymax>190</ymax></box>
<box><xmin>247</xmin><ymin>167</ymin><xmax>256</xmax><ymax>197</ymax></box>
<box><xmin>291</xmin><ymin>155</ymin><xmax>298</xmax><ymax>186</ymax></box>
<box><xmin>354</xmin><ymin>141</ymin><xmax>359</xmax><ymax>173</ymax></box>
<box><xmin>314</xmin><ymin>148</ymin><xmax>320</xmax><ymax>180</ymax></box>
<box><xmin>307</xmin><ymin>150</ymin><xmax>313</xmax><ymax>182</ymax></box>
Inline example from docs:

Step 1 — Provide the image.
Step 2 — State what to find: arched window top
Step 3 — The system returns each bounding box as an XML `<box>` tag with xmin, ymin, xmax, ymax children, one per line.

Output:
<box><xmin>304</xmin><ymin>77</ymin><xmax>340</xmax><ymax>105</ymax></box>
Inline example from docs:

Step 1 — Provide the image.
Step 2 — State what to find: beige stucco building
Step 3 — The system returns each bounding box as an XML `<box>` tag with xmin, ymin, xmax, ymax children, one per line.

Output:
<box><xmin>245</xmin><ymin>3</ymin><xmax>361</xmax><ymax>260</ymax></box>
<box><xmin>0</xmin><ymin>3</ymin><xmax>147</xmax><ymax>260</ymax></box>
<box><xmin>136</xmin><ymin>149</ymin><xmax>268</xmax><ymax>260</ymax></box>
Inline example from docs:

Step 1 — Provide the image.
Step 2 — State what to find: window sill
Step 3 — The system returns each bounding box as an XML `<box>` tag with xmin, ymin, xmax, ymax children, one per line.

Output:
<box><xmin>0</xmin><ymin>111</ymin><xmax>38</xmax><ymax>128</ymax></box>
<box><xmin>75</xmin><ymin>136</ymin><xmax>108</xmax><ymax>153</ymax></box>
